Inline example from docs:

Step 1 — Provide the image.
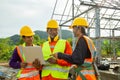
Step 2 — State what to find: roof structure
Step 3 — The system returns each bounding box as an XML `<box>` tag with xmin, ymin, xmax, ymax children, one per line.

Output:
<box><xmin>51</xmin><ymin>0</ymin><xmax>120</xmax><ymax>38</ymax></box>
<box><xmin>51</xmin><ymin>0</ymin><xmax>120</xmax><ymax>57</ymax></box>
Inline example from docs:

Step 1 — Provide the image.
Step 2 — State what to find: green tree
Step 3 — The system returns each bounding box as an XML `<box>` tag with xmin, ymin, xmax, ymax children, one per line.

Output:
<box><xmin>101</xmin><ymin>39</ymin><xmax>120</xmax><ymax>56</ymax></box>
<box><xmin>0</xmin><ymin>38</ymin><xmax>15</xmax><ymax>61</ymax></box>
<box><xmin>33</xmin><ymin>34</ymin><xmax>46</xmax><ymax>45</ymax></box>
<box><xmin>114</xmin><ymin>40</ymin><xmax>120</xmax><ymax>56</ymax></box>
<box><xmin>101</xmin><ymin>39</ymin><xmax>112</xmax><ymax>56</ymax></box>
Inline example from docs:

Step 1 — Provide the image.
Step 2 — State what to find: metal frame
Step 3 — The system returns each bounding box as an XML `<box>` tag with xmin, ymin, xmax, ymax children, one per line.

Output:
<box><xmin>51</xmin><ymin>0</ymin><xmax>120</xmax><ymax>58</ymax></box>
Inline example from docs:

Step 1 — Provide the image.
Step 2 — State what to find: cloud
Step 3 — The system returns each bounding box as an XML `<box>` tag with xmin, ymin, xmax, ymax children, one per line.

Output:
<box><xmin>0</xmin><ymin>0</ymin><xmax>56</xmax><ymax>38</ymax></box>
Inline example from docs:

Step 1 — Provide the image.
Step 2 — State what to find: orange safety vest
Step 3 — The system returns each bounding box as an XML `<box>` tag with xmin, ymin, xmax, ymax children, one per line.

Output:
<box><xmin>16</xmin><ymin>45</ymin><xmax>40</xmax><ymax>80</ymax></box>
<box><xmin>75</xmin><ymin>36</ymin><xmax>97</xmax><ymax>80</ymax></box>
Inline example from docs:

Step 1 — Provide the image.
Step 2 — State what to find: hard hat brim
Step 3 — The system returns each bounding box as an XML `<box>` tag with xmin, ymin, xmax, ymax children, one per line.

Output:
<box><xmin>20</xmin><ymin>32</ymin><xmax>35</xmax><ymax>36</ymax></box>
<box><xmin>69</xmin><ymin>25</ymin><xmax>88</xmax><ymax>29</ymax></box>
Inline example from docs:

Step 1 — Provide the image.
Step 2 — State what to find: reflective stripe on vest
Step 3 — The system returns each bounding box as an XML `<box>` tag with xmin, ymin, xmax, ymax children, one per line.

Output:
<box><xmin>81</xmin><ymin>70</ymin><xmax>95</xmax><ymax>75</ymax></box>
<box><xmin>20</xmin><ymin>70</ymin><xmax>39</xmax><ymax>78</ymax></box>
<box><xmin>42</xmin><ymin>39</ymin><xmax>70</xmax><ymax>79</ymax></box>
<box><xmin>43</xmin><ymin>66</ymin><xmax>69</xmax><ymax>73</ymax></box>
<box><xmin>16</xmin><ymin>44</ymin><xmax>39</xmax><ymax>79</ymax></box>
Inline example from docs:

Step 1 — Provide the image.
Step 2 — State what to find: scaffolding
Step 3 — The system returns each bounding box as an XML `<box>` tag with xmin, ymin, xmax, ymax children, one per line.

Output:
<box><xmin>50</xmin><ymin>0</ymin><xmax>120</xmax><ymax>59</ymax></box>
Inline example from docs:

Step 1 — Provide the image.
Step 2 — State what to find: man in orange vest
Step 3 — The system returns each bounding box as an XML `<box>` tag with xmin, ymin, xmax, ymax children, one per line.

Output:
<box><xmin>52</xmin><ymin>17</ymin><xmax>97</xmax><ymax>80</ymax></box>
<box><xmin>9</xmin><ymin>25</ymin><xmax>41</xmax><ymax>80</ymax></box>
<box><xmin>41</xmin><ymin>19</ymin><xmax>72</xmax><ymax>80</ymax></box>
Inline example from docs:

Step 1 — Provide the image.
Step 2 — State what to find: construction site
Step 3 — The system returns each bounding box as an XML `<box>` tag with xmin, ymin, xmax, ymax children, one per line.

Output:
<box><xmin>0</xmin><ymin>0</ymin><xmax>120</xmax><ymax>80</ymax></box>
<box><xmin>51</xmin><ymin>0</ymin><xmax>120</xmax><ymax>80</ymax></box>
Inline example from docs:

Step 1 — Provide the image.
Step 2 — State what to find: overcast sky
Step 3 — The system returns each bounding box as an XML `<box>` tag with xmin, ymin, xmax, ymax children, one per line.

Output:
<box><xmin>0</xmin><ymin>0</ymin><xmax>56</xmax><ymax>38</ymax></box>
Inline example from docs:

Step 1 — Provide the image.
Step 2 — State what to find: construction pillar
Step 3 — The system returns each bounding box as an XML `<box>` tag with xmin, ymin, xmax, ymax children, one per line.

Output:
<box><xmin>72</xmin><ymin>0</ymin><xmax>75</xmax><ymax>50</ymax></box>
<box><xmin>95</xmin><ymin>6</ymin><xmax>101</xmax><ymax>62</ymax></box>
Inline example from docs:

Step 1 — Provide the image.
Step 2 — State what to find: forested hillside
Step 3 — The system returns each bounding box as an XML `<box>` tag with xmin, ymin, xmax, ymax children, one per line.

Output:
<box><xmin>9</xmin><ymin>30</ymin><xmax>72</xmax><ymax>44</ymax></box>
<box><xmin>34</xmin><ymin>30</ymin><xmax>72</xmax><ymax>39</ymax></box>
<box><xmin>0</xmin><ymin>30</ymin><xmax>120</xmax><ymax>62</ymax></box>
<box><xmin>0</xmin><ymin>30</ymin><xmax>72</xmax><ymax>62</ymax></box>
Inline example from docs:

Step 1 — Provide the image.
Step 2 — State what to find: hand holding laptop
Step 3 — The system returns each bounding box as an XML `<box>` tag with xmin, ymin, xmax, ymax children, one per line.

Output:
<box><xmin>32</xmin><ymin>58</ymin><xmax>41</xmax><ymax>70</ymax></box>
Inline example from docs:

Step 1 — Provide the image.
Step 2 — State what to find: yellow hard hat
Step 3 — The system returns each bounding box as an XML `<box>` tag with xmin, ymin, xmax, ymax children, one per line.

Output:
<box><xmin>70</xmin><ymin>17</ymin><xmax>88</xmax><ymax>28</ymax></box>
<box><xmin>20</xmin><ymin>25</ymin><xmax>35</xmax><ymax>36</ymax></box>
<box><xmin>46</xmin><ymin>19</ymin><xmax>59</xmax><ymax>29</ymax></box>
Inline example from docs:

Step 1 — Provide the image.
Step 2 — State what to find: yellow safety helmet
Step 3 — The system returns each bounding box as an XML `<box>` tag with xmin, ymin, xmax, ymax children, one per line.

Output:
<box><xmin>46</xmin><ymin>19</ymin><xmax>59</xmax><ymax>29</ymax></box>
<box><xmin>70</xmin><ymin>17</ymin><xmax>88</xmax><ymax>28</ymax></box>
<box><xmin>20</xmin><ymin>25</ymin><xmax>35</xmax><ymax>36</ymax></box>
